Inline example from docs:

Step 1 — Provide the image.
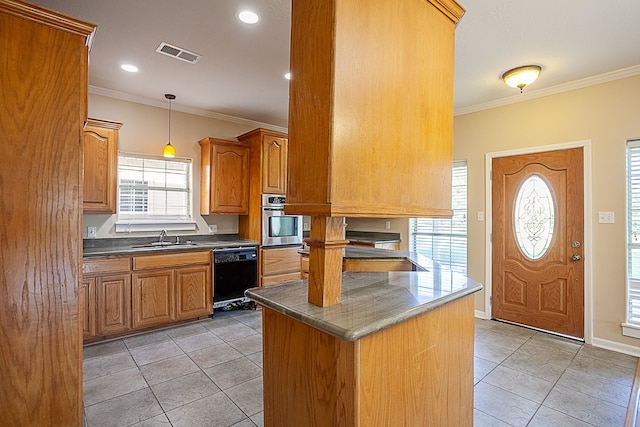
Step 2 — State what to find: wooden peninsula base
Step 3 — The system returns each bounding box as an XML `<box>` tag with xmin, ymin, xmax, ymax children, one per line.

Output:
<box><xmin>247</xmin><ymin>270</ymin><xmax>481</xmax><ymax>426</ymax></box>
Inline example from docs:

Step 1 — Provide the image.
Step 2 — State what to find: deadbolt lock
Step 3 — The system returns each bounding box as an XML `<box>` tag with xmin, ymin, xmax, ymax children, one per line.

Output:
<box><xmin>572</xmin><ymin>241</ymin><xmax>581</xmax><ymax>248</ymax></box>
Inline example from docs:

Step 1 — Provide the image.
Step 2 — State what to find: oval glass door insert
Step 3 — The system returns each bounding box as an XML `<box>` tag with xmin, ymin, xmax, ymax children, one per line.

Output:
<box><xmin>514</xmin><ymin>174</ymin><xmax>555</xmax><ymax>260</ymax></box>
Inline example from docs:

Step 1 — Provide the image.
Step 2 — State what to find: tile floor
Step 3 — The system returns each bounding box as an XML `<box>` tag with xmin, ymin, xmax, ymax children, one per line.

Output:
<box><xmin>82</xmin><ymin>308</ymin><xmax>638</xmax><ymax>426</ymax></box>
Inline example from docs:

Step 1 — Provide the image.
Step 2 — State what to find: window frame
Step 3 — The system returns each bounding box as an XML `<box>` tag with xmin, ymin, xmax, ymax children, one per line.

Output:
<box><xmin>114</xmin><ymin>151</ymin><xmax>196</xmax><ymax>233</ymax></box>
<box><xmin>623</xmin><ymin>139</ymin><xmax>640</xmax><ymax>337</ymax></box>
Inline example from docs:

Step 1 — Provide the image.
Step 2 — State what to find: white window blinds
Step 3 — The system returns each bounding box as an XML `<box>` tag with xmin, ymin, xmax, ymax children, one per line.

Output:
<box><xmin>626</xmin><ymin>140</ymin><xmax>640</xmax><ymax>325</ymax></box>
<box><xmin>409</xmin><ymin>161</ymin><xmax>467</xmax><ymax>274</ymax></box>
<box><xmin>118</xmin><ymin>153</ymin><xmax>192</xmax><ymax>222</ymax></box>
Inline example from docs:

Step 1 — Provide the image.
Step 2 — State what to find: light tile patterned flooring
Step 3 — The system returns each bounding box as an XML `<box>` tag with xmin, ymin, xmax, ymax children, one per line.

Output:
<box><xmin>83</xmin><ymin>308</ymin><xmax>638</xmax><ymax>426</ymax></box>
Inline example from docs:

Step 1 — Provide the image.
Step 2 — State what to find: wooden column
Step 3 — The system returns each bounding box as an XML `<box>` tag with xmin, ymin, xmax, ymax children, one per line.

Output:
<box><xmin>306</xmin><ymin>216</ymin><xmax>349</xmax><ymax>306</ymax></box>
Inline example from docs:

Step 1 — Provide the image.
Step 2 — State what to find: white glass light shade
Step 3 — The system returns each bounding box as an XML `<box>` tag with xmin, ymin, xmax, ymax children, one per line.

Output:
<box><xmin>502</xmin><ymin>65</ymin><xmax>542</xmax><ymax>91</ymax></box>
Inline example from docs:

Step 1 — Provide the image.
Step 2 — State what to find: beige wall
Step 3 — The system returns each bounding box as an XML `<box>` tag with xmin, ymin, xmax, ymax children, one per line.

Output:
<box><xmin>83</xmin><ymin>93</ymin><xmax>266</xmax><ymax>238</ymax></box>
<box><xmin>457</xmin><ymin>74</ymin><xmax>640</xmax><ymax>349</ymax></box>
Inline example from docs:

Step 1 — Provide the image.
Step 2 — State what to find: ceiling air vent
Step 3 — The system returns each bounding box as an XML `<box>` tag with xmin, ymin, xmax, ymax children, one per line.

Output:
<box><xmin>156</xmin><ymin>42</ymin><xmax>202</xmax><ymax>64</ymax></box>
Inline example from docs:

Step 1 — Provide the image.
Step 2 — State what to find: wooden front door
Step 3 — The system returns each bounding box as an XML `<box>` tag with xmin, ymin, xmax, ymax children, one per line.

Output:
<box><xmin>492</xmin><ymin>147</ymin><xmax>584</xmax><ymax>338</ymax></box>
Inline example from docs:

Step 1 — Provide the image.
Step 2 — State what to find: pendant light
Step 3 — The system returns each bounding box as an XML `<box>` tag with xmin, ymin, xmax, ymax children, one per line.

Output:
<box><xmin>163</xmin><ymin>93</ymin><xmax>176</xmax><ymax>158</ymax></box>
<box><xmin>501</xmin><ymin>65</ymin><xmax>542</xmax><ymax>93</ymax></box>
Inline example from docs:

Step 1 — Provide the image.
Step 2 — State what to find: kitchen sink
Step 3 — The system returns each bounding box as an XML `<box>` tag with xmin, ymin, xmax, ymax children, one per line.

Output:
<box><xmin>131</xmin><ymin>241</ymin><xmax>198</xmax><ymax>249</ymax></box>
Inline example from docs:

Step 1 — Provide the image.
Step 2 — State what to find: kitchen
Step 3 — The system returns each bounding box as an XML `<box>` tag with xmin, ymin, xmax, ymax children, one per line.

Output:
<box><xmin>3</xmin><ymin>0</ymin><xmax>640</xmax><ymax>425</ymax></box>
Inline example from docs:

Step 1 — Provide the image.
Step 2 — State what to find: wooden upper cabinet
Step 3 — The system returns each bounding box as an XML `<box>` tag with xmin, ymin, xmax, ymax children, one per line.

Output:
<box><xmin>199</xmin><ymin>138</ymin><xmax>250</xmax><ymax>214</ymax></box>
<box><xmin>285</xmin><ymin>0</ymin><xmax>464</xmax><ymax>219</ymax></box>
<box><xmin>83</xmin><ymin>118</ymin><xmax>122</xmax><ymax>214</ymax></box>
<box><xmin>261</xmin><ymin>134</ymin><xmax>288</xmax><ymax>194</ymax></box>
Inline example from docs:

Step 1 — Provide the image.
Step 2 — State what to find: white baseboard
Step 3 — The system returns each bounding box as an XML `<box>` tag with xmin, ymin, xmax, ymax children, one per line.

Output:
<box><xmin>590</xmin><ymin>337</ymin><xmax>640</xmax><ymax>357</ymax></box>
<box><xmin>475</xmin><ymin>310</ymin><xmax>488</xmax><ymax>319</ymax></box>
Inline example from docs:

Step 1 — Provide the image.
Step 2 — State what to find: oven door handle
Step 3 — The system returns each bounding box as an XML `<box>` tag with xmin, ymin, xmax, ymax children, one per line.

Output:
<box><xmin>262</xmin><ymin>207</ymin><xmax>284</xmax><ymax>212</ymax></box>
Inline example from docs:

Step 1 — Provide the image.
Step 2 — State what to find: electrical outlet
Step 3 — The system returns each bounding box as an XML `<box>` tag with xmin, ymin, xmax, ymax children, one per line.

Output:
<box><xmin>209</xmin><ymin>224</ymin><xmax>217</xmax><ymax>233</ymax></box>
<box><xmin>87</xmin><ymin>226</ymin><xmax>97</xmax><ymax>238</ymax></box>
<box><xmin>477</xmin><ymin>212</ymin><xmax>484</xmax><ymax>221</ymax></box>
<box><xmin>385</xmin><ymin>220</ymin><xmax>391</xmax><ymax>230</ymax></box>
<box><xmin>303</xmin><ymin>222</ymin><xmax>310</xmax><ymax>231</ymax></box>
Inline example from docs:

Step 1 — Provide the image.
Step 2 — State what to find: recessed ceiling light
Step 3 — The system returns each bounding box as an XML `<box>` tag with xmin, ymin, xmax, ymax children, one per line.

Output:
<box><xmin>284</xmin><ymin>72</ymin><xmax>291</xmax><ymax>80</ymax></box>
<box><xmin>120</xmin><ymin>64</ymin><xmax>138</xmax><ymax>73</ymax></box>
<box><xmin>238</xmin><ymin>10</ymin><xmax>259</xmax><ymax>24</ymax></box>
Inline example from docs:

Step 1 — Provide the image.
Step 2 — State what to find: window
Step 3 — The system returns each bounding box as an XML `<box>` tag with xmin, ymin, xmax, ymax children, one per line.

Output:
<box><xmin>116</xmin><ymin>153</ymin><xmax>194</xmax><ymax>232</ymax></box>
<box><xmin>625</xmin><ymin>140</ymin><xmax>640</xmax><ymax>332</ymax></box>
<box><xmin>409</xmin><ymin>161</ymin><xmax>467</xmax><ymax>274</ymax></box>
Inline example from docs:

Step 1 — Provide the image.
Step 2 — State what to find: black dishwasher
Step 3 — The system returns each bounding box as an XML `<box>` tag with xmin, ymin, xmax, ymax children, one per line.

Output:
<box><xmin>213</xmin><ymin>247</ymin><xmax>258</xmax><ymax>309</ymax></box>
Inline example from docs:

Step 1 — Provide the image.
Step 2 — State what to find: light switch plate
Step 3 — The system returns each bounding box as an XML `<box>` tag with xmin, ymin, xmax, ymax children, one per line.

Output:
<box><xmin>598</xmin><ymin>212</ymin><xmax>615</xmax><ymax>224</ymax></box>
<box><xmin>477</xmin><ymin>212</ymin><xmax>484</xmax><ymax>222</ymax></box>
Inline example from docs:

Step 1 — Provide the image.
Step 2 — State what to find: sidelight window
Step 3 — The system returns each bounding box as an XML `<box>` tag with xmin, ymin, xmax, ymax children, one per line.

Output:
<box><xmin>625</xmin><ymin>140</ymin><xmax>640</xmax><ymax>332</ymax></box>
<box><xmin>115</xmin><ymin>153</ymin><xmax>195</xmax><ymax>232</ymax></box>
<box><xmin>409</xmin><ymin>161</ymin><xmax>467</xmax><ymax>274</ymax></box>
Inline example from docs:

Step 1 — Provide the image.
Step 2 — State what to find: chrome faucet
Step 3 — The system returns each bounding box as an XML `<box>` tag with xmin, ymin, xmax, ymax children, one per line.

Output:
<box><xmin>159</xmin><ymin>229</ymin><xmax>168</xmax><ymax>243</ymax></box>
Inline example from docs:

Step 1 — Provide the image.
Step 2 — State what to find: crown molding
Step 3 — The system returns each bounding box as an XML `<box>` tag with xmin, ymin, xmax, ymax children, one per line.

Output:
<box><xmin>88</xmin><ymin>86</ymin><xmax>288</xmax><ymax>133</ymax></box>
<box><xmin>454</xmin><ymin>64</ymin><xmax>640</xmax><ymax>117</ymax></box>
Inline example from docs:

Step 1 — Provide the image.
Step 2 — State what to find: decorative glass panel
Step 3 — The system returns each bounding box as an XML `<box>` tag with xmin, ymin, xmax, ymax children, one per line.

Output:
<box><xmin>514</xmin><ymin>175</ymin><xmax>555</xmax><ymax>260</ymax></box>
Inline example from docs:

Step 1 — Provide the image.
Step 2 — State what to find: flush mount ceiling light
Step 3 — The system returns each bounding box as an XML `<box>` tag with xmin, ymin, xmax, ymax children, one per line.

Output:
<box><xmin>120</xmin><ymin>64</ymin><xmax>138</xmax><ymax>73</ymax></box>
<box><xmin>502</xmin><ymin>65</ymin><xmax>542</xmax><ymax>93</ymax></box>
<box><xmin>238</xmin><ymin>10</ymin><xmax>259</xmax><ymax>24</ymax></box>
<box><xmin>163</xmin><ymin>94</ymin><xmax>176</xmax><ymax>158</ymax></box>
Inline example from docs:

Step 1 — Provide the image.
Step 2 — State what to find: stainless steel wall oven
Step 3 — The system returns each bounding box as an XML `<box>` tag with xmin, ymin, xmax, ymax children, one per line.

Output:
<box><xmin>261</xmin><ymin>194</ymin><xmax>303</xmax><ymax>247</ymax></box>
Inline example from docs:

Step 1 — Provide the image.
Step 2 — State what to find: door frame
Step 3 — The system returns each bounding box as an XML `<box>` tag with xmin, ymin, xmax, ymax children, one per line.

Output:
<box><xmin>484</xmin><ymin>140</ymin><xmax>593</xmax><ymax>344</ymax></box>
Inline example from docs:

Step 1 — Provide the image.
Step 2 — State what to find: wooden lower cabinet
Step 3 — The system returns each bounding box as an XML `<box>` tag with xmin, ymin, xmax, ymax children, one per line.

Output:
<box><xmin>176</xmin><ymin>265</ymin><xmax>212</xmax><ymax>319</ymax></box>
<box><xmin>82</xmin><ymin>251</ymin><xmax>212</xmax><ymax>343</ymax></box>
<box><xmin>81</xmin><ymin>277</ymin><xmax>96</xmax><ymax>339</ymax></box>
<box><xmin>262</xmin><ymin>294</ymin><xmax>475</xmax><ymax>426</ymax></box>
<box><xmin>342</xmin><ymin>258</ymin><xmax>414</xmax><ymax>272</ymax></box>
<box><xmin>262</xmin><ymin>247</ymin><xmax>301</xmax><ymax>286</ymax></box>
<box><xmin>96</xmin><ymin>274</ymin><xmax>132</xmax><ymax>335</ymax></box>
<box><xmin>132</xmin><ymin>269</ymin><xmax>175</xmax><ymax>329</ymax></box>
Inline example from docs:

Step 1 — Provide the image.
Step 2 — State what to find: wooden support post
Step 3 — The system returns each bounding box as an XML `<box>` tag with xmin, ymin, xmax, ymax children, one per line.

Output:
<box><xmin>306</xmin><ymin>216</ymin><xmax>349</xmax><ymax>307</ymax></box>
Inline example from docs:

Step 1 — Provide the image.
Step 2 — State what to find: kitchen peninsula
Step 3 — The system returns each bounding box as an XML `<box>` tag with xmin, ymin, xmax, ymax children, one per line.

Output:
<box><xmin>247</xmin><ymin>249</ymin><xmax>481</xmax><ymax>425</ymax></box>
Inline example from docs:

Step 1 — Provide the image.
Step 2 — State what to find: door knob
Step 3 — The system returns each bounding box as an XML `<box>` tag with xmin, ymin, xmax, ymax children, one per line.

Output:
<box><xmin>571</xmin><ymin>254</ymin><xmax>581</xmax><ymax>261</ymax></box>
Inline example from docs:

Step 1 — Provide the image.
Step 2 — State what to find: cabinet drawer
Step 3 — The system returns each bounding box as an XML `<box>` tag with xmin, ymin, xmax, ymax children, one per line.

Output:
<box><xmin>83</xmin><ymin>257</ymin><xmax>131</xmax><ymax>275</ymax></box>
<box><xmin>263</xmin><ymin>272</ymin><xmax>301</xmax><ymax>286</ymax></box>
<box><xmin>133</xmin><ymin>251</ymin><xmax>211</xmax><ymax>270</ymax></box>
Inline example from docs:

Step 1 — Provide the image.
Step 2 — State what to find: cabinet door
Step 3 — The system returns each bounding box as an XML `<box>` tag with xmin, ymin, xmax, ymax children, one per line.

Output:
<box><xmin>262</xmin><ymin>247</ymin><xmax>301</xmax><ymax>285</ymax></box>
<box><xmin>81</xmin><ymin>277</ymin><xmax>96</xmax><ymax>339</ymax></box>
<box><xmin>132</xmin><ymin>270</ymin><xmax>175</xmax><ymax>328</ymax></box>
<box><xmin>262</xmin><ymin>135</ymin><xmax>288</xmax><ymax>194</ymax></box>
<box><xmin>96</xmin><ymin>274</ymin><xmax>131</xmax><ymax>335</ymax></box>
<box><xmin>83</xmin><ymin>120</ymin><xmax>121</xmax><ymax>213</ymax></box>
<box><xmin>199</xmin><ymin>139</ymin><xmax>250</xmax><ymax>215</ymax></box>
<box><xmin>176</xmin><ymin>265</ymin><xmax>212</xmax><ymax>320</ymax></box>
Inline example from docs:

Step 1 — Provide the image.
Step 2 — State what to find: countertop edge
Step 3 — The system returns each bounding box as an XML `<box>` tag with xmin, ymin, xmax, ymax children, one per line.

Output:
<box><xmin>245</xmin><ymin>276</ymin><xmax>482</xmax><ymax>342</ymax></box>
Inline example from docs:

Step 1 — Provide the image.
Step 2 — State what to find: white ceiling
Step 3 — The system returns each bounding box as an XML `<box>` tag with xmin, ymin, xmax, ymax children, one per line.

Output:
<box><xmin>31</xmin><ymin>0</ymin><xmax>640</xmax><ymax>129</ymax></box>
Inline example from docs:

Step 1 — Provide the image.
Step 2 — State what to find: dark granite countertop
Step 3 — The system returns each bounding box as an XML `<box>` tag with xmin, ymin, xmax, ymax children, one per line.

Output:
<box><xmin>82</xmin><ymin>234</ymin><xmax>259</xmax><ymax>257</ymax></box>
<box><xmin>345</xmin><ymin>231</ymin><xmax>401</xmax><ymax>243</ymax></box>
<box><xmin>298</xmin><ymin>246</ymin><xmax>431</xmax><ymax>270</ymax></box>
<box><xmin>245</xmin><ymin>267</ymin><xmax>482</xmax><ymax>342</ymax></box>
<box><xmin>302</xmin><ymin>230</ymin><xmax>401</xmax><ymax>244</ymax></box>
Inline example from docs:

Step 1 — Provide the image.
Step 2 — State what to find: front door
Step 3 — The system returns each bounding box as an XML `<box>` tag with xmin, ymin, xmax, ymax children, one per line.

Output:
<box><xmin>492</xmin><ymin>147</ymin><xmax>584</xmax><ymax>338</ymax></box>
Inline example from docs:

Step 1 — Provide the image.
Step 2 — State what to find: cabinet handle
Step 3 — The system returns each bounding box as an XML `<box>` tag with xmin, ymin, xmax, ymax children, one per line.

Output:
<box><xmin>271</xmin><ymin>141</ymin><xmax>280</xmax><ymax>148</ymax></box>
